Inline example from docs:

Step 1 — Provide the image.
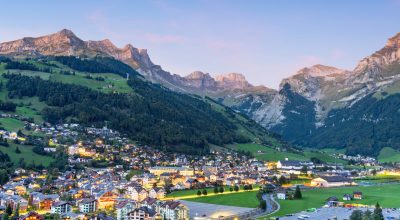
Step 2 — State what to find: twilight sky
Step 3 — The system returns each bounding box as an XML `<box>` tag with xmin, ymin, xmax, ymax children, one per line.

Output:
<box><xmin>1</xmin><ymin>0</ymin><xmax>400</xmax><ymax>88</ymax></box>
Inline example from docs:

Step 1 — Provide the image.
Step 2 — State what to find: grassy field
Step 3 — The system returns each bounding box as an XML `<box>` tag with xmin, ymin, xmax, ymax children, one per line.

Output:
<box><xmin>166</xmin><ymin>185</ymin><xmax>256</xmax><ymax>199</ymax></box>
<box><xmin>0</xmin><ymin>143</ymin><xmax>55</xmax><ymax>167</ymax></box>
<box><xmin>378</xmin><ymin>147</ymin><xmax>400</xmax><ymax>162</ymax></box>
<box><xmin>0</xmin><ymin>118</ymin><xmax>25</xmax><ymax>131</ymax></box>
<box><xmin>228</xmin><ymin>143</ymin><xmax>345</xmax><ymax>163</ymax></box>
<box><xmin>270</xmin><ymin>184</ymin><xmax>400</xmax><ymax>217</ymax></box>
<box><xmin>183</xmin><ymin>190</ymin><xmax>259</xmax><ymax>208</ymax></box>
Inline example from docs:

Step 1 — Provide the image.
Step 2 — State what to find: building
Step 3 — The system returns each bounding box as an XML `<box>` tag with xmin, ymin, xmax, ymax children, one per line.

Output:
<box><xmin>127</xmin><ymin>206</ymin><xmax>157</xmax><ymax>220</ymax></box>
<box><xmin>159</xmin><ymin>201</ymin><xmax>189</xmax><ymax>220</ymax></box>
<box><xmin>51</xmin><ymin>201</ymin><xmax>72</xmax><ymax>214</ymax></box>
<box><xmin>19</xmin><ymin>211</ymin><xmax>45</xmax><ymax>220</ymax></box>
<box><xmin>148</xmin><ymin>188</ymin><xmax>165</xmax><ymax>199</ymax></box>
<box><xmin>276</xmin><ymin>159</ymin><xmax>313</xmax><ymax>175</ymax></box>
<box><xmin>353</xmin><ymin>191</ymin><xmax>363</xmax><ymax>200</ymax></box>
<box><xmin>116</xmin><ymin>200</ymin><xmax>137</xmax><ymax>220</ymax></box>
<box><xmin>149</xmin><ymin>167</ymin><xmax>194</xmax><ymax>177</ymax></box>
<box><xmin>310</xmin><ymin>176</ymin><xmax>355</xmax><ymax>187</ymax></box>
<box><xmin>276</xmin><ymin>188</ymin><xmax>287</xmax><ymax>200</ymax></box>
<box><xmin>343</xmin><ymin>194</ymin><xmax>352</xmax><ymax>201</ymax></box>
<box><xmin>79</xmin><ymin>198</ymin><xmax>97</xmax><ymax>213</ymax></box>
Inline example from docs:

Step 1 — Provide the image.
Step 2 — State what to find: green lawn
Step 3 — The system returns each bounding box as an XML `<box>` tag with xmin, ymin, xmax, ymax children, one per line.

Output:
<box><xmin>378</xmin><ymin>147</ymin><xmax>400</xmax><ymax>162</ymax></box>
<box><xmin>228</xmin><ymin>143</ymin><xmax>344</xmax><ymax>163</ymax></box>
<box><xmin>269</xmin><ymin>184</ymin><xmax>400</xmax><ymax>217</ymax></box>
<box><xmin>184</xmin><ymin>190</ymin><xmax>259</xmax><ymax>208</ymax></box>
<box><xmin>0</xmin><ymin>143</ymin><xmax>55</xmax><ymax>167</ymax></box>
<box><xmin>50</xmin><ymin>72</ymin><xmax>133</xmax><ymax>93</ymax></box>
<box><xmin>0</xmin><ymin>118</ymin><xmax>25</xmax><ymax>131</ymax></box>
<box><xmin>166</xmin><ymin>185</ymin><xmax>254</xmax><ymax>199</ymax></box>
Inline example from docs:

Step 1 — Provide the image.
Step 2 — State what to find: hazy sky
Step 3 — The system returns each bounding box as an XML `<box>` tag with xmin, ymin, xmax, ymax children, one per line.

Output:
<box><xmin>1</xmin><ymin>0</ymin><xmax>400</xmax><ymax>88</ymax></box>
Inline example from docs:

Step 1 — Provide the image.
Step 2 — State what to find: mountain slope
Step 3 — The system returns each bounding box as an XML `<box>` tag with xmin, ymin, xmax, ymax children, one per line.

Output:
<box><xmin>0</xmin><ymin>56</ymin><xmax>285</xmax><ymax>155</ymax></box>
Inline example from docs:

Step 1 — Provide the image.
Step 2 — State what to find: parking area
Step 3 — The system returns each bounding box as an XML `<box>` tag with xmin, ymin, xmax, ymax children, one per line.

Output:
<box><xmin>278</xmin><ymin>207</ymin><xmax>400</xmax><ymax>220</ymax></box>
<box><xmin>179</xmin><ymin>200</ymin><xmax>255</xmax><ymax>219</ymax></box>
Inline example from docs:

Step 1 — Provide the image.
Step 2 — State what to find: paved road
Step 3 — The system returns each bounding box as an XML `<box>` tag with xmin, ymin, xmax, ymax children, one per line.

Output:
<box><xmin>179</xmin><ymin>200</ymin><xmax>254</xmax><ymax>219</ymax></box>
<box><xmin>278</xmin><ymin>207</ymin><xmax>400</xmax><ymax>220</ymax></box>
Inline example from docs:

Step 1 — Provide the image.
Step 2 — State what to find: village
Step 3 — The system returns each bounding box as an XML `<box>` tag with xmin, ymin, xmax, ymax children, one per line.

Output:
<box><xmin>0</xmin><ymin>116</ymin><xmax>400</xmax><ymax>220</ymax></box>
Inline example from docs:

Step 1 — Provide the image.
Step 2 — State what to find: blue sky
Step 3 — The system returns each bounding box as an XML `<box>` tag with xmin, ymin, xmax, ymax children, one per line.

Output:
<box><xmin>1</xmin><ymin>0</ymin><xmax>400</xmax><ymax>88</ymax></box>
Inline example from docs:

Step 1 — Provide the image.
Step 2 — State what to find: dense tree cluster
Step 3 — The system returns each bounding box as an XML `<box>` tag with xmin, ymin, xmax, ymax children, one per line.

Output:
<box><xmin>4</xmin><ymin>60</ymin><xmax>51</xmax><ymax>73</ymax></box>
<box><xmin>5</xmin><ymin>73</ymin><xmax>249</xmax><ymax>153</ymax></box>
<box><xmin>52</xmin><ymin>56</ymin><xmax>138</xmax><ymax>77</ymax></box>
<box><xmin>0</xmin><ymin>101</ymin><xmax>16</xmax><ymax>112</ymax></box>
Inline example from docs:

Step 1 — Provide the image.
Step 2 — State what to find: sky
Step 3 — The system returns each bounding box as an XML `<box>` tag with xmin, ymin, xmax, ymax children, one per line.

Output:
<box><xmin>1</xmin><ymin>0</ymin><xmax>400</xmax><ymax>89</ymax></box>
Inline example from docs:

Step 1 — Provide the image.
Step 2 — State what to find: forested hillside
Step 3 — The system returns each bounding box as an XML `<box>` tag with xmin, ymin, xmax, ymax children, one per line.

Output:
<box><xmin>0</xmin><ymin>56</ymin><xmax>282</xmax><ymax>154</ymax></box>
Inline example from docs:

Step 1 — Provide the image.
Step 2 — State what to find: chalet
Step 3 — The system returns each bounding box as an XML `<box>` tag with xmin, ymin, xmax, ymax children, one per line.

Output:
<box><xmin>127</xmin><ymin>187</ymin><xmax>148</xmax><ymax>202</ymax></box>
<box><xmin>276</xmin><ymin>188</ymin><xmax>287</xmax><ymax>200</ymax></box>
<box><xmin>127</xmin><ymin>206</ymin><xmax>157</xmax><ymax>220</ymax></box>
<box><xmin>326</xmin><ymin>196</ymin><xmax>339</xmax><ymax>207</ymax></box>
<box><xmin>19</xmin><ymin>211</ymin><xmax>45</xmax><ymax>220</ymax></box>
<box><xmin>29</xmin><ymin>192</ymin><xmax>59</xmax><ymax>210</ymax></box>
<box><xmin>353</xmin><ymin>191</ymin><xmax>363</xmax><ymax>200</ymax></box>
<box><xmin>78</xmin><ymin>198</ymin><xmax>97</xmax><ymax>213</ymax></box>
<box><xmin>51</xmin><ymin>201</ymin><xmax>72</xmax><ymax>214</ymax></box>
<box><xmin>95</xmin><ymin>190</ymin><xmax>118</xmax><ymax>209</ymax></box>
<box><xmin>343</xmin><ymin>194</ymin><xmax>352</xmax><ymax>201</ymax></box>
<box><xmin>310</xmin><ymin>176</ymin><xmax>355</xmax><ymax>187</ymax></box>
<box><xmin>148</xmin><ymin>188</ymin><xmax>165</xmax><ymax>199</ymax></box>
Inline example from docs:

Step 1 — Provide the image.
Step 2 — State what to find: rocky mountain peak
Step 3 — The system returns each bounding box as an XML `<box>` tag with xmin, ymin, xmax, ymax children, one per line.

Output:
<box><xmin>385</xmin><ymin>32</ymin><xmax>400</xmax><ymax>48</ymax></box>
<box><xmin>185</xmin><ymin>71</ymin><xmax>212</xmax><ymax>80</ymax></box>
<box><xmin>215</xmin><ymin>73</ymin><xmax>252</xmax><ymax>90</ymax></box>
<box><xmin>297</xmin><ymin>64</ymin><xmax>349</xmax><ymax>77</ymax></box>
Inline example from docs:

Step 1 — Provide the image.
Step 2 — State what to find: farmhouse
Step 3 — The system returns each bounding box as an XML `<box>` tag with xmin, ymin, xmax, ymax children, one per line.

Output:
<box><xmin>353</xmin><ymin>191</ymin><xmax>363</xmax><ymax>200</ymax></box>
<box><xmin>310</xmin><ymin>175</ymin><xmax>355</xmax><ymax>187</ymax></box>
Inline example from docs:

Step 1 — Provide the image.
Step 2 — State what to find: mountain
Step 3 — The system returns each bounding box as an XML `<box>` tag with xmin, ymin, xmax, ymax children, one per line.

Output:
<box><xmin>0</xmin><ymin>32</ymin><xmax>288</xmax><ymax>155</ymax></box>
<box><xmin>3</xmin><ymin>29</ymin><xmax>400</xmax><ymax>155</ymax></box>
<box><xmin>223</xmin><ymin>32</ymin><xmax>400</xmax><ymax>155</ymax></box>
<box><xmin>0</xmin><ymin>29</ymin><xmax>257</xmax><ymax>93</ymax></box>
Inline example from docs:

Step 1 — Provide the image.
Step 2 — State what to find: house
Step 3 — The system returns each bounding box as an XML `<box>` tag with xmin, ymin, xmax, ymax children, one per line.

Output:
<box><xmin>159</xmin><ymin>201</ymin><xmax>189</xmax><ymax>220</ymax></box>
<box><xmin>343</xmin><ymin>194</ymin><xmax>352</xmax><ymax>201</ymax></box>
<box><xmin>51</xmin><ymin>201</ymin><xmax>72</xmax><ymax>214</ymax></box>
<box><xmin>19</xmin><ymin>211</ymin><xmax>45</xmax><ymax>220</ymax></box>
<box><xmin>29</xmin><ymin>192</ymin><xmax>59</xmax><ymax>210</ymax></box>
<box><xmin>79</xmin><ymin>198</ymin><xmax>97</xmax><ymax>213</ymax></box>
<box><xmin>326</xmin><ymin>196</ymin><xmax>339</xmax><ymax>207</ymax></box>
<box><xmin>116</xmin><ymin>200</ymin><xmax>137</xmax><ymax>220</ymax></box>
<box><xmin>127</xmin><ymin>206</ymin><xmax>157</xmax><ymax>220</ymax></box>
<box><xmin>128</xmin><ymin>187</ymin><xmax>148</xmax><ymax>202</ymax></box>
<box><xmin>310</xmin><ymin>176</ymin><xmax>355</xmax><ymax>187</ymax></box>
<box><xmin>276</xmin><ymin>188</ymin><xmax>287</xmax><ymax>200</ymax></box>
<box><xmin>96</xmin><ymin>190</ymin><xmax>118</xmax><ymax>209</ymax></box>
<box><xmin>353</xmin><ymin>191</ymin><xmax>363</xmax><ymax>200</ymax></box>
<box><xmin>148</xmin><ymin>188</ymin><xmax>165</xmax><ymax>199</ymax></box>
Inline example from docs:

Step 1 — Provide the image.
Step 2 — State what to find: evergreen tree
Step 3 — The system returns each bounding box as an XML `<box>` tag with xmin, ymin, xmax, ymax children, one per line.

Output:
<box><xmin>2</xmin><ymin>213</ymin><xmax>9</xmax><ymax>220</ymax></box>
<box><xmin>294</xmin><ymin>185</ymin><xmax>302</xmax><ymax>199</ymax></box>
<box><xmin>15</xmin><ymin>147</ymin><xmax>21</xmax><ymax>154</ymax></box>
<box><xmin>234</xmin><ymin>185</ymin><xmax>239</xmax><ymax>192</ymax></box>
<box><xmin>213</xmin><ymin>187</ymin><xmax>219</xmax><ymax>194</ymax></box>
<box><xmin>373</xmin><ymin>202</ymin><xmax>384</xmax><ymax>220</ymax></box>
<box><xmin>229</xmin><ymin>187</ymin><xmax>233</xmax><ymax>192</ymax></box>
<box><xmin>5</xmin><ymin>203</ymin><xmax>12</xmax><ymax>216</ymax></box>
<box><xmin>197</xmin><ymin>190</ymin><xmax>201</xmax><ymax>196</ymax></box>
<box><xmin>13</xmin><ymin>203</ymin><xmax>19</xmax><ymax>218</ymax></box>
<box><xmin>219</xmin><ymin>186</ymin><xmax>224</xmax><ymax>193</ymax></box>
<box><xmin>350</xmin><ymin>210</ymin><xmax>363</xmax><ymax>220</ymax></box>
<box><xmin>202</xmin><ymin>189</ymin><xmax>207</xmax><ymax>195</ymax></box>
<box><xmin>362</xmin><ymin>210</ymin><xmax>372</xmax><ymax>220</ymax></box>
